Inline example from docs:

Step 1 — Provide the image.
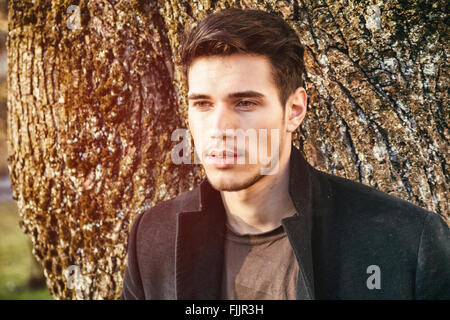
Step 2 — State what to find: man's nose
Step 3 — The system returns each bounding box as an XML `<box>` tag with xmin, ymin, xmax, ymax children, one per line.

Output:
<box><xmin>209</xmin><ymin>102</ymin><xmax>237</xmax><ymax>139</ymax></box>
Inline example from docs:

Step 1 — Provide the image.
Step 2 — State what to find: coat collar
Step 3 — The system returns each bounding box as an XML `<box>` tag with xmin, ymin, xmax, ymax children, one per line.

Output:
<box><xmin>175</xmin><ymin>144</ymin><xmax>332</xmax><ymax>299</ymax></box>
<box><xmin>175</xmin><ymin>172</ymin><xmax>227</xmax><ymax>299</ymax></box>
<box><xmin>281</xmin><ymin>144</ymin><xmax>316</xmax><ymax>299</ymax></box>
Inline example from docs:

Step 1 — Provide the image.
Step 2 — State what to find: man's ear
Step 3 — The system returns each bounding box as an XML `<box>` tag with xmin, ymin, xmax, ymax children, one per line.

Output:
<box><xmin>286</xmin><ymin>87</ymin><xmax>307</xmax><ymax>133</ymax></box>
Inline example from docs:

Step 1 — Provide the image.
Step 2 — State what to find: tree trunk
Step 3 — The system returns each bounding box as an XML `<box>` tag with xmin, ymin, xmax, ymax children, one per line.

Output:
<box><xmin>7</xmin><ymin>0</ymin><xmax>448</xmax><ymax>299</ymax></box>
<box><xmin>7</xmin><ymin>0</ymin><xmax>202</xmax><ymax>299</ymax></box>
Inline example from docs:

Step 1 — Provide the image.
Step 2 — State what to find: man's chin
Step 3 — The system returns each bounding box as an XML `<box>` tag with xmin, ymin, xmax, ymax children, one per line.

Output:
<box><xmin>205</xmin><ymin>170</ymin><xmax>264</xmax><ymax>192</ymax></box>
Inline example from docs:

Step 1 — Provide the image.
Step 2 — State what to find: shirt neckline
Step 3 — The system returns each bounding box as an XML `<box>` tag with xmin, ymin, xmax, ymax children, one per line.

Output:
<box><xmin>225</xmin><ymin>223</ymin><xmax>287</xmax><ymax>245</ymax></box>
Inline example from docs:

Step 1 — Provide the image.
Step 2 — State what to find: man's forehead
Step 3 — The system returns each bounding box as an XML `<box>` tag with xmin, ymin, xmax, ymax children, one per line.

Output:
<box><xmin>187</xmin><ymin>54</ymin><xmax>275</xmax><ymax>93</ymax></box>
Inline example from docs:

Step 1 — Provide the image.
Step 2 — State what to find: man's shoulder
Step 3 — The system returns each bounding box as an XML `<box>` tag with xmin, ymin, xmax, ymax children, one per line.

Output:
<box><xmin>312</xmin><ymin>168</ymin><xmax>450</xmax><ymax>261</ymax></box>
<box><xmin>131</xmin><ymin>186</ymin><xmax>200</xmax><ymax>235</ymax></box>
<box><xmin>310</xmin><ymin>168</ymin><xmax>450</xmax><ymax>299</ymax></box>
<box><xmin>313</xmin><ymin>168</ymin><xmax>438</xmax><ymax>226</ymax></box>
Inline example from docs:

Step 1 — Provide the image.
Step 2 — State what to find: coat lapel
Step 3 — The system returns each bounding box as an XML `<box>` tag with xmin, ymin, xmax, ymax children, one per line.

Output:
<box><xmin>175</xmin><ymin>178</ymin><xmax>226</xmax><ymax>299</ymax></box>
<box><xmin>282</xmin><ymin>145</ymin><xmax>334</xmax><ymax>300</ymax></box>
<box><xmin>281</xmin><ymin>145</ymin><xmax>316</xmax><ymax>299</ymax></box>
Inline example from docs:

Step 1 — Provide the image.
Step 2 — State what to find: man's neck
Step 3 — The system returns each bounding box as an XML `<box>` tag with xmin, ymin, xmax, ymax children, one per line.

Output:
<box><xmin>219</xmin><ymin>149</ymin><xmax>296</xmax><ymax>235</ymax></box>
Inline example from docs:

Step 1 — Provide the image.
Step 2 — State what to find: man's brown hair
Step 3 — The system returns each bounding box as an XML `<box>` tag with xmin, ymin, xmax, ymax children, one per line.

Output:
<box><xmin>179</xmin><ymin>7</ymin><xmax>305</xmax><ymax>108</ymax></box>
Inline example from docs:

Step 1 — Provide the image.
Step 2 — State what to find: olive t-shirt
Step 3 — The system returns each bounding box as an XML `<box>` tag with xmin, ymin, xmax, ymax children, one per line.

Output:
<box><xmin>220</xmin><ymin>221</ymin><xmax>299</xmax><ymax>300</ymax></box>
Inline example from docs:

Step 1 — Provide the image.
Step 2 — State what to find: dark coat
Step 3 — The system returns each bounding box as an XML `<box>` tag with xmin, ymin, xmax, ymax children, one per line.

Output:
<box><xmin>121</xmin><ymin>145</ymin><xmax>450</xmax><ymax>299</ymax></box>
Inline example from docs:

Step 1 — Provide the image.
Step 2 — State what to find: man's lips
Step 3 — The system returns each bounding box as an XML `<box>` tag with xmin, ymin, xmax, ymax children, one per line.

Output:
<box><xmin>208</xmin><ymin>150</ymin><xmax>237</xmax><ymax>158</ymax></box>
<box><xmin>204</xmin><ymin>150</ymin><xmax>243</xmax><ymax>167</ymax></box>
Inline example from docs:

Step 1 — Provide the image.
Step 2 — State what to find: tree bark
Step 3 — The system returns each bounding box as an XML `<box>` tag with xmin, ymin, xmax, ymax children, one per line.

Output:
<box><xmin>7</xmin><ymin>0</ymin><xmax>448</xmax><ymax>299</ymax></box>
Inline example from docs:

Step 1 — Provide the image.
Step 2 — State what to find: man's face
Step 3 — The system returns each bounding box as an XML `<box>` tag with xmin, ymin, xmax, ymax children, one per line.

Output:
<box><xmin>187</xmin><ymin>54</ymin><xmax>290</xmax><ymax>191</ymax></box>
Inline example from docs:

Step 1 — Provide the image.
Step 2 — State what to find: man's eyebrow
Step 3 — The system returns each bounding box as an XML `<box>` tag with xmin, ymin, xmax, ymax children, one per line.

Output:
<box><xmin>228</xmin><ymin>91</ymin><xmax>265</xmax><ymax>99</ymax></box>
<box><xmin>187</xmin><ymin>91</ymin><xmax>266</xmax><ymax>100</ymax></box>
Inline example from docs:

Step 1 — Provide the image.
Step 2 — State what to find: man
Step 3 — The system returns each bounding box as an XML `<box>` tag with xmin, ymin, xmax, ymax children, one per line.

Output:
<box><xmin>121</xmin><ymin>8</ymin><xmax>450</xmax><ymax>299</ymax></box>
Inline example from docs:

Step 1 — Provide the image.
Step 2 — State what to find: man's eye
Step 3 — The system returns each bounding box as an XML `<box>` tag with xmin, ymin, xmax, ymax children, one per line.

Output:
<box><xmin>193</xmin><ymin>101</ymin><xmax>212</xmax><ymax>109</ymax></box>
<box><xmin>236</xmin><ymin>100</ymin><xmax>257</xmax><ymax>109</ymax></box>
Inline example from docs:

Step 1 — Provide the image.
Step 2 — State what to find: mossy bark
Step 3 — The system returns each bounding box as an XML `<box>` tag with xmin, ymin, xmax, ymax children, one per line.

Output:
<box><xmin>7</xmin><ymin>0</ymin><xmax>201</xmax><ymax>299</ymax></box>
<box><xmin>7</xmin><ymin>0</ymin><xmax>448</xmax><ymax>299</ymax></box>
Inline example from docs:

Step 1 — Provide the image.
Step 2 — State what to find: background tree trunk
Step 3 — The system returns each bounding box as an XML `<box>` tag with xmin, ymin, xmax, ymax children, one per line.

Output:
<box><xmin>7</xmin><ymin>0</ymin><xmax>448</xmax><ymax>299</ymax></box>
